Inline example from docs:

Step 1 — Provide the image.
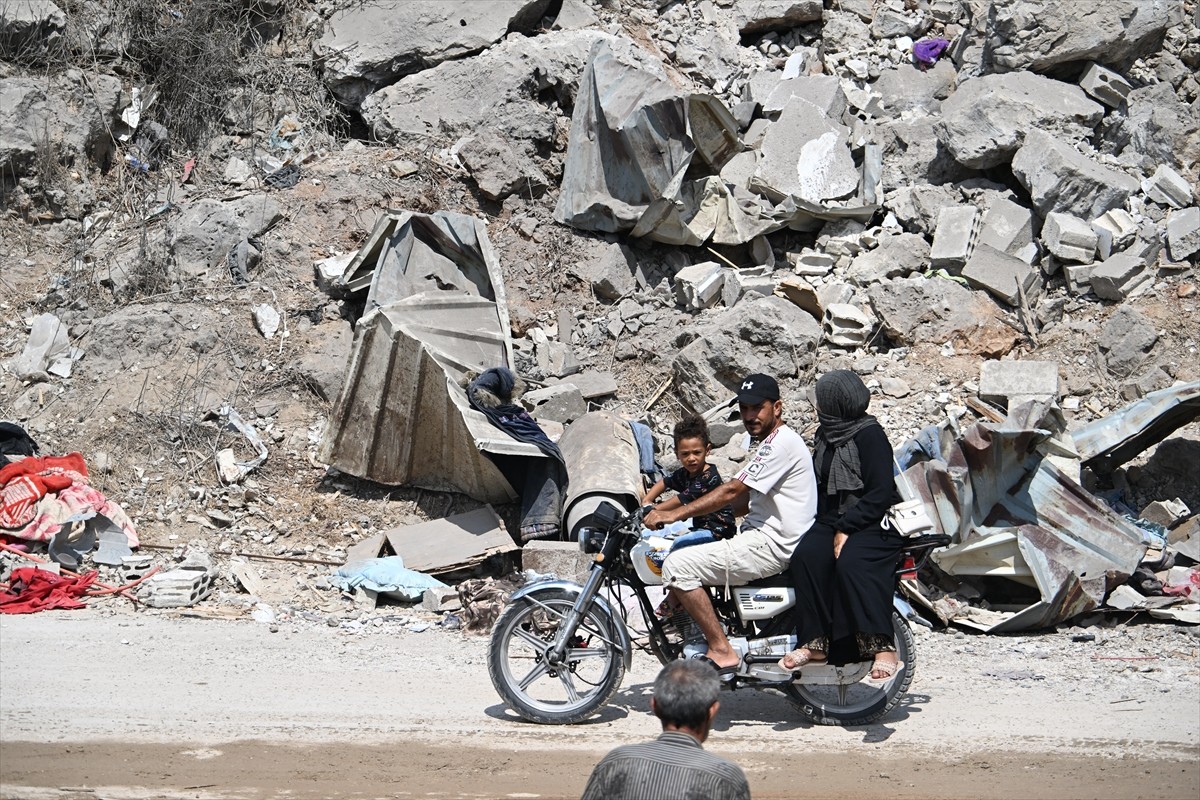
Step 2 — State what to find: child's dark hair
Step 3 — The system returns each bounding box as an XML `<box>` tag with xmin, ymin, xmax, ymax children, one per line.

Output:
<box><xmin>672</xmin><ymin>414</ymin><xmax>711</xmax><ymax>448</ymax></box>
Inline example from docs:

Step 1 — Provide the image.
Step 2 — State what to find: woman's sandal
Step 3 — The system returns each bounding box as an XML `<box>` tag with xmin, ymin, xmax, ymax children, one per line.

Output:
<box><xmin>867</xmin><ymin>659</ymin><xmax>904</xmax><ymax>683</ymax></box>
<box><xmin>777</xmin><ymin>649</ymin><xmax>827</xmax><ymax>671</ymax></box>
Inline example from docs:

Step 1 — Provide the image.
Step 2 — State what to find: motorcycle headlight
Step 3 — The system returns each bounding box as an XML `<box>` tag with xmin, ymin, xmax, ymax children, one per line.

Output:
<box><xmin>577</xmin><ymin>526</ymin><xmax>605</xmax><ymax>554</ymax></box>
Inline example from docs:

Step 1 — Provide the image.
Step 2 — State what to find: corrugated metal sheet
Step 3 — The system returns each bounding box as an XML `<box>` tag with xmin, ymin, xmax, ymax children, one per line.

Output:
<box><xmin>1072</xmin><ymin>381</ymin><xmax>1200</xmax><ymax>470</ymax></box>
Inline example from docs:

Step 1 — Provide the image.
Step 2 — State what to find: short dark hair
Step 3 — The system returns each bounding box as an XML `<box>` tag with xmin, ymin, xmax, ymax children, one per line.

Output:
<box><xmin>672</xmin><ymin>414</ymin><xmax>710</xmax><ymax>448</ymax></box>
<box><xmin>653</xmin><ymin>660</ymin><xmax>719</xmax><ymax>729</ymax></box>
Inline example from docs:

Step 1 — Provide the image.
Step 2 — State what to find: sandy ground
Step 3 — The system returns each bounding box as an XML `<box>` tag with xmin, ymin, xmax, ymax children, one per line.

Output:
<box><xmin>1</xmin><ymin>611</ymin><xmax>1197</xmax><ymax>800</ymax></box>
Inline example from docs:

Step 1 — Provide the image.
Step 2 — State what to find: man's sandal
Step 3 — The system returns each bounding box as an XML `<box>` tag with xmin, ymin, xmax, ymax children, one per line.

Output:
<box><xmin>867</xmin><ymin>659</ymin><xmax>904</xmax><ymax>683</ymax></box>
<box><xmin>777</xmin><ymin>649</ymin><xmax>827</xmax><ymax>671</ymax></box>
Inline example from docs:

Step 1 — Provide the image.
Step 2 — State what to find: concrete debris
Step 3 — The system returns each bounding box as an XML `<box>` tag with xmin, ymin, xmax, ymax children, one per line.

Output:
<box><xmin>553</xmin><ymin>370</ymin><xmax>617</xmax><ymax>401</ymax></box>
<box><xmin>1090</xmin><ymin>208</ymin><xmax>1138</xmax><ymax>260</ymax></box>
<box><xmin>673</xmin><ymin>262</ymin><xmax>725</xmax><ymax>310</ymax></box>
<box><xmin>457</xmin><ymin>131</ymin><xmax>549</xmax><ymax>202</ymax></box>
<box><xmin>846</xmin><ymin>232</ymin><xmax>930</xmax><ymax>286</ymax></box>
<box><xmin>167</xmin><ymin>195</ymin><xmax>282</xmax><ymax>280</ymax></box>
<box><xmin>213</xmin><ymin>406</ymin><xmax>269</xmax><ymax>485</ymax></box>
<box><xmin>383</xmin><ymin>506</ymin><xmax>517</xmax><ymax>577</ymax></box>
<box><xmin>520</xmin><ymin>540</ymin><xmax>591</xmax><ymax>584</ymax></box>
<box><xmin>1141</xmin><ymin>165</ymin><xmax>1193</xmax><ymax>209</ymax></box>
<box><xmin>929</xmin><ymin>206</ymin><xmax>978</xmax><ymax>270</ymax></box>
<box><xmin>1165</xmin><ymin>207</ymin><xmax>1200</xmax><ymax>262</ymax></box>
<box><xmin>868</xmin><ymin>276</ymin><xmax>1018</xmax><ymax>357</ymax></box>
<box><xmin>774</xmin><ymin>277</ymin><xmax>822</xmax><ymax>321</ymax></box>
<box><xmin>1011</xmin><ymin>131</ymin><xmax>1139</xmax><ymax>220</ymax></box>
<box><xmin>822</xmin><ymin>303</ymin><xmax>874</xmax><ymax>348</ymax></box>
<box><xmin>9</xmin><ymin>313</ymin><xmax>80</xmax><ymax>382</ymax></box>
<box><xmin>251</xmin><ymin>304</ymin><xmax>280</xmax><ymax>339</ymax></box>
<box><xmin>0</xmin><ymin>74</ymin><xmax>122</xmax><ymax>181</ymax></box>
<box><xmin>753</xmin><ymin>95</ymin><xmax>858</xmax><ymax>204</ymax></box>
<box><xmin>422</xmin><ymin>586</ymin><xmax>462</xmax><ymax>613</ymax></box>
<box><xmin>733</xmin><ymin>0</ymin><xmax>822</xmax><ymax>36</ymax></box>
<box><xmin>1097</xmin><ymin>306</ymin><xmax>1158</xmax><ymax>378</ymax></box>
<box><xmin>524</xmin><ymin>383</ymin><xmax>587</xmax><ymax>425</ymax></box>
<box><xmin>723</xmin><ymin>268</ymin><xmax>776</xmax><ymax>308</ymax></box>
<box><xmin>961</xmin><ymin>243</ymin><xmax>1039</xmax><ymax>307</ymax></box>
<box><xmin>1078</xmin><ymin>63</ymin><xmax>1132</xmax><ymax>108</ymax></box>
<box><xmin>975</xmin><ymin>197</ymin><xmax>1034</xmax><ymax>258</ymax></box>
<box><xmin>1041</xmin><ymin>212</ymin><xmax>1098</xmax><ymax>265</ymax></box>
<box><xmin>1089</xmin><ymin>253</ymin><xmax>1154</xmax><ymax>302</ymax></box>
<box><xmin>139</xmin><ymin>559</ymin><xmax>218</xmax><ymax>609</ymax></box>
<box><xmin>979</xmin><ymin>361</ymin><xmax>1060</xmax><ymax>409</ymax></box>
<box><xmin>314</xmin><ymin>252</ymin><xmax>358</xmax><ymax>294</ymax></box>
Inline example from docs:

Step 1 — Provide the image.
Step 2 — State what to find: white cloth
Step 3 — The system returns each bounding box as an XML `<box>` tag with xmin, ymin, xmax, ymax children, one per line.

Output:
<box><xmin>735</xmin><ymin>424</ymin><xmax>817</xmax><ymax>562</ymax></box>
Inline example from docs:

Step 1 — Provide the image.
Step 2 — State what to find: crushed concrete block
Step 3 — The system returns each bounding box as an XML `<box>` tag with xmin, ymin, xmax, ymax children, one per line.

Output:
<box><xmin>1091</xmin><ymin>208</ymin><xmax>1138</xmax><ymax>259</ymax></box>
<box><xmin>1089</xmin><ymin>253</ymin><xmax>1154</xmax><ymax>301</ymax></box>
<box><xmin>774</xmin><ymin>277</ymin><xmax>822</xmax><ymax>321</ymax></box>
<box><xmin>979</xmin><ymin>361</ymin><xmax>1060</xmax><ymax>407</ymax></box>
<box><xmin>787</xmin><ymin>250</ymin><xmax>835</xmax><ymax>276</ymax></box>
<box><xmin>422</xmin><ymin>586</ymin><xmax>462</xmax><ymax>613</ymax></box>
<box><xmin>822</xmin><ymin>303</ymin><xmax>874</xmax><ymax>348</ymax></box>
<box><xmin>1079</xmin><ymin>62</ymin><xmax>1132</xmax><ymax>108</ymax></box>
<box><xmin>674</xmin><ymin>261</ymin><xmax>725</xmax><ymax>309</ymax></box>
<box><xmin>552</xmin><ymin>370</ymin><xmax>617</xmax><ymax>401</ymax></box>
<box><xmin>930</xmin><ymin>206</ymin><xmax>979</xmax><ymax>269</ymax></box>
<box><xmin>1012</xmin><ymin>130</ymin><xmax>1140</xmax><ymax>220</ymax></box>
<box><xmin>1141</xmin><ymin>499</ymin><xmax>1190</xmax><ymax>529</ymax></box>
<box><xmin>1062</xmin><ymin>262</ymin><xmax>1096</xmax><ymax>295</ymax></box>
<box><xmin>521</xmin><ymin>540</ymin><xmax>592</xmax><ymax>584</ymax></box>
<box><xmin>961</xmin><ymin>243</ymin><xmax>1039</xmax><ymax>306</ymax></box>
<box><xmin>976</xmin><ymin>198</ymin><xmax>1033</xmax><ymax>256</ymax></box>
<box><xmin>1042</xmin><ymin>212</ymin><xmax>1098</xmax><ymax>264</ymax></box>
<box><xmin>523</xmin><ymin>384</ymin><xmax>587</xmax><ymax>425</ymax></box>
<box><xmin>1166</xmin><ymin>207</ymin><xmax>1200</xmax><ymax>262</ymax></box>
<box><xmin>723</xmin><ymin>268</ymin><xmax>776</xmax><ymax>308</ymax></box>
<box><xmin>138</xmin><ymin>564</ymin><xmax>217</xmax><ymax>608</ymax></box>
<box><xmin>1142</xmin><ymin>165</ymin><xmax>1193</xmax><ymax>209</ymax></box>
<box><xmin>314</xmin><ymin>252</ymin><xmax>357</xmax><ymax>293</ymax></box>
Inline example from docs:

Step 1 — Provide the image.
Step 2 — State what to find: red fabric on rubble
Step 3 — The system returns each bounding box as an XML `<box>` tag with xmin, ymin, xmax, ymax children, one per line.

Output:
<box><xmin>0</xmin><ymin>454</ymin><xmax>89</xmax><ymax>529</ymax></box>
<box><xmin>0</xmin><ymin>566</ymin><xmax>98</xmax><ymax>613</ymax></box>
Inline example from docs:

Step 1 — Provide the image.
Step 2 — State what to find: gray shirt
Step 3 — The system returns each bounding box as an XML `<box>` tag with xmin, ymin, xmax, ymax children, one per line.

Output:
<box><xmin>580</xmin><ymin>731</ymin><xmax>751</xmax><ymax>800</ymax></box>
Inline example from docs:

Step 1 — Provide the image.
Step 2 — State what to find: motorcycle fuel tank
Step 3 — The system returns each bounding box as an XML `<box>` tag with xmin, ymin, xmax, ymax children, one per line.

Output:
<box><xmin>734</xmin><ymin>586</ymin><xmax>795</xmax><ymax>621</ymax></box>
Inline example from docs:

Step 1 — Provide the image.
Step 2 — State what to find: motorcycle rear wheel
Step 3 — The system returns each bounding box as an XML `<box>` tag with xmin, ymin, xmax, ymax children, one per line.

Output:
<box><xmin>488</xmin><ymin>588</ymin><xmax>625</xmax><ymax>725</ymax></box>
<box><xmin>785</xmin><ymin>610</ymin><xmax>916</xmax><ymax>726</ymax></box>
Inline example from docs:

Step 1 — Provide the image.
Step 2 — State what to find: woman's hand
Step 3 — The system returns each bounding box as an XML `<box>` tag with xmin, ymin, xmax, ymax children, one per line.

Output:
<box><xmin>833</xmin><ymin>531</ymin><xmax>848</xmax><ymax>559</ymax></box>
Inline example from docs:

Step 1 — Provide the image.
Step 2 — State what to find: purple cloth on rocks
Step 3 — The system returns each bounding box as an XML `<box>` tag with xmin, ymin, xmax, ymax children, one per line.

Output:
<box><xmin>913</xmin><ymin>38</ymin><xmax>950</xmax><ymax>67</ymax></box>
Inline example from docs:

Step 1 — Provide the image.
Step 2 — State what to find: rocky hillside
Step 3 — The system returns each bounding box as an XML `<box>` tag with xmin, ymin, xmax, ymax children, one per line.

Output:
<box><xmin>1</xmin><ymin>0</ymin><xmax>1197</xmax><ymax>613</ymax></box>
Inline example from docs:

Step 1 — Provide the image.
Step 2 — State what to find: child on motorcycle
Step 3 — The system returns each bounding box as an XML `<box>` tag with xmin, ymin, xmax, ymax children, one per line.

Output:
<box><xmin>642</xmin><ymin>415</ymin><xmax>736</xmax><ymax>569</ymax></box>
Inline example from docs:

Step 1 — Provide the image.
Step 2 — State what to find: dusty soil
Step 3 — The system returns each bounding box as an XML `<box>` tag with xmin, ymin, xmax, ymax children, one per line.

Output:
<box><xmin>1</xmin><ymin>612</ymin><xmax>1197</xmax><ymax>800</ymax></box>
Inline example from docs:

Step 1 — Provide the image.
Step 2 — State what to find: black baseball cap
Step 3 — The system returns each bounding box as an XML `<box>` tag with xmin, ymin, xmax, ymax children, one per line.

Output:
<box><xmin>736</xmin><ymin>374</ymin><xmax>780</xmax><ymax>404</ymax></box>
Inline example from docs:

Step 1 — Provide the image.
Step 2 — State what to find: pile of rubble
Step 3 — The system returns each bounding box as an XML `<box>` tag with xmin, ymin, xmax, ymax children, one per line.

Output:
<box><xmin>1</xmin><ymin>0</ymin><xmax>1198</xmax><ymax>634</ymax></box>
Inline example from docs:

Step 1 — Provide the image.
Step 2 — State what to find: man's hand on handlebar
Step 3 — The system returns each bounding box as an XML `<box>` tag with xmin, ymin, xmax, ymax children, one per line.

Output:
<box><xmin>643</xmin><ymin>506</ymin><xmax>676</xmax><ymax>531</ymax></box>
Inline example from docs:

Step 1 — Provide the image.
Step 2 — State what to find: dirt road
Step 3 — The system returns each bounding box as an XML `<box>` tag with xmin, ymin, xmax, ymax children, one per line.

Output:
<box><xmin>1</xmin><ymin>611</ymin><xmax>1197</xmax><ymax>799</ymax></box>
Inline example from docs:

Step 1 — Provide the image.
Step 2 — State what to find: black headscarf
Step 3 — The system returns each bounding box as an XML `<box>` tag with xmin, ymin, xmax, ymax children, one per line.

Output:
<box><xmin>812</xmin><ymin>370</ymin><xmax>879</xmax><ymax>498</ymax></box>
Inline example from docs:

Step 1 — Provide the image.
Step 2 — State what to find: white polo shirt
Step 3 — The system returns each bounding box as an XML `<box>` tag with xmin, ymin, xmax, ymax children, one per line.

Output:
<box><xmin>735</xmin><ymin>424</ymin><xmax>817</xmax><ymax>562</ymax></box>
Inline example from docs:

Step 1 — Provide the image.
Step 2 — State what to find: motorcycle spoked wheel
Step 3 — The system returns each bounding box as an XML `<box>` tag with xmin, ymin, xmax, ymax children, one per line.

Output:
<box><xmin>488</xmin><ymin>588</ymin><xmax>626</xmax><ymax>724</ymax></box>
<box><xmin>784</xmin><ymin>610</ymin><xmax>916</xmax><ymax>726</ymax></box>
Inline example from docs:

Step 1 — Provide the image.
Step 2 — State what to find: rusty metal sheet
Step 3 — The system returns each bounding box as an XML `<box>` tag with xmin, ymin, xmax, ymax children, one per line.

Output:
<box><xmin>1072</xmin><ymin>381</ymin><xmax>1200</xmax><ymax>471</ymax></box>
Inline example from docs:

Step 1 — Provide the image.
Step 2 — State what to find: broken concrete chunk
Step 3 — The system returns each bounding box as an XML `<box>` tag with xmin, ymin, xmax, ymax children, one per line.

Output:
<box><xmin>1089</xmin><ymin>253</ymin><xmax>1153</xmax><ymax>302</ymax></box>
<box><xmin>845</xmin><ymin>232</ymin><xmax>930</xmax><ymax>286</ymax></box>
<box><xmin>1078</xmin><ymin>63</ymin><xmax>1132</xmax><ymax>108</ymax></box>
<box><xmin>733</xmin><ymin>0</ymin><xmax>822</xmax><ymax>36</ymax></box>
<box><xmin>761</xmin><ymin>74</ymin><xmax>846</xmax><ymax>117</ymax></box>
<box><xmin>223</xmin><ymin>157</ymin><xmax>252</xmax><ymax>185</ymax></box>
<box><xmin>1141</xmin><ymin>165</ymin><xmax>1193</xmax><ymax>209</ymax></box>
<box><xmin>457</xmin><ymin>131</ymin><xmax>548</xmax><ymax>201</ymax></box>
<box><xmin>252</xmin><ymin>304</ymin><xmax>280</xmax><ymax>339</ymax></box>
<box><xmin>722</xmin><ymin>269</ymin><xmax>776</xmax><ymax>308</ymax></box>
<box><xmin>1011</xmin><ymin>131</ymin><xmax>1139</xmax><ymax>220</ymax></box>
<box><xmin>673</xmin><ymin>262</ymin><xmax>725</xmax><ymax>309</ymax></box>
<box><xmin>753</xmin><ymin>95</ymin><xmax>858</xmax><ymax>204</ymax></box>
<box><xmin>1141</xmin><ymin>499</ymin><xmax>1190</xmax><ymax>529</ymax></box>
<box><xmin>1091</xmin><ymin>208</ymin><xmax>1138</xmax><ymax>260</ymax></box>
<box><xmin>787</xmin><ymin>250</ymin><xmax>835</xmax><ymax>276</ymax></box>
<box><xmin>1062</xmin><ymin>263</ymin><xmax>1096</xmax><ymax>296</ymax></box>
<box><xmin>960</xmin><ymin>243</ymin><xmax>1038</xmax><ymax>306</ymax></box>
<box><xmin>1042</xmin><ymin>212</ymin><xmax>1097</xmax><ymax>264</ymax></box>
<box><xmin>138</xmin><ymin>564</ymin><xmax>217</xmax><ymax>608</ymax></box>
<box><xmin>553</xmin><ymin>370</ymin><xmax>617</xmax><ymax>401</ymax></box>
<box><xmin>975</xmin><ymin>198</ymin><xmax>1033</xmax><ymax>257</ymax></box>
<box><xmin>11</xmin><ymin>312</ymin><xmax>71</xmax><ymax>382</ymax></box>
<box><xmin>774</xmin><ymin>277</ymin><xmax>822</xmax><ymax>321</ymax></box>
<box><xmin>929</xmin><ymin>206</ymin><xmax>979</xmax><ymax>270</ymax></box>
<box><xmin>1165</xmin><ymin>207</ymin><xmax>1200</xmax><ymax>263</ymax></box>
<box><xmin>1097</xmin><ymin>306</ymin><xmax>1157</xmax><ymax>377</ymax></box>
<box><xmin>822</xmin><ymin>303</ymin><xmax>874</xmax><ymax>348</ymax></box>
<box><xmin>524</xmin><ymin>383</ymin><xmax>587</xmax><ymax>425</ymax></box>
<box><xmin>979</xmin><ymin>361</ymin><xmax>1060</xmax><ymax>408</ymax></box>
<box><xmin>421</xmin><ymin>586</ymin><xmax>462</xmax><ymax>613</ymax></box>
<box><xmin>867</xmin><ymin>276</ymin><xmax>1019</xmax><ymax>357</ymax></box>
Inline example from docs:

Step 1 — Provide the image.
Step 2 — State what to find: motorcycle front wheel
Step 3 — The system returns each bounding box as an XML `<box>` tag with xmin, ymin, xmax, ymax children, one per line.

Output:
<box><xmin>488</xmin><ymin>588</ymin><xmax>626</xmax><ymax>724</ymax></box>
<box><xmin>784</xmin><ymin>610</ymin><xmax>916</xmax><ymax>726</ymax></box>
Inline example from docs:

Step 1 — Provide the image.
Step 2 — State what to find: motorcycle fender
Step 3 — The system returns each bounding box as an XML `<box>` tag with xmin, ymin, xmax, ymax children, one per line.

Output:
<box><xmin>893</xmin><ymin>594</ymin><xmax>931</xmax><ymax>629</ymax></box>
<box><xmin>509</xmin><ymin>580</ymin><xmax>633</xmax><ymax>671</ymax></box>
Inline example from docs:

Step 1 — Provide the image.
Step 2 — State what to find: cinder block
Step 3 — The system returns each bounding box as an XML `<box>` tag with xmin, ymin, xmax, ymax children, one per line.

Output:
<box><xmin>1042</xmin><ymin>212</ymin><xmax>1097</xmax><ymax>264</ymax></box>
<box><xmin>1091</xmin><ymin>208</ymin><xmax>1138</xmax><ymax>260</ymax></box>
<box><xmin>673</xmin><ymin>262</ymin><xmax>725</xmax><ymax>309</ymax></box>
<box><xmin>1141</xmin><ymin>165</ymin><xmax>1193</xmax><ymax>209</ymax></box>
<box><xmin>521</xmin><ymin>540</ymin><xmax>592</xmax><ymax>584</ymax></box>
<box><xmin>1063</xmin><ymin>262</ymin><xmax>1096</xmax><ymax>295</ymax></box>
<box><xmin>980</xmin><ymin>360</ymin><xmax>1060</xmax><ymax>407</ymax></box>
<box><xmin>976</xmin><ymin>198</ymin><xmax>1034</xmax><ymax>256</ymax></box>
<box><xmin>822</xmin><ymin>303</ymin><xmax>874</xmax><ymax>347</ymax></box>
<box><xmin>930</xmin><ymin>206</ymin><xmax>979</xmax><ymax>269</ymax></box>
<box><xmin>1089</xmin><ymin>253</ymin><xmax>1153</xmax><ymax>301</ymax></box>
<box><xmin>1079</xmin><ymin>63</ymin><xmax>1132</xmax><ymax>108</ymax></box>
<box><xmin>961</xmin><ymin>243</ymin><xmax>1038</xmax><ymax>306</ymax></box>
<box><xmin>1166</xmin><ymin>206</ymin><xmax>1200</xmax><ymax>262</ymax></box>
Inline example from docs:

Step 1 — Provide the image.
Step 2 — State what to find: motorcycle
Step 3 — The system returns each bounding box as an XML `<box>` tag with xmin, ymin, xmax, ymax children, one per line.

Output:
<box><xmin>488</xmin><ymin>503</ymin><xmax>950</xmax><ymax>726</ymax></box>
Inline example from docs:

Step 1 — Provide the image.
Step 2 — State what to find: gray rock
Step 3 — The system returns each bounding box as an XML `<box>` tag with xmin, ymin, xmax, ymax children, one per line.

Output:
<box><xmin>960</xmin><ymin>243</ymin><xmax>1039</xmax><ymax>306</ymax></box>
<box><xmin>319</xmin><ymin>0</ymin><xmax>551</xmax><ymax>106</ymax></box>
<box><xmin>870</xmin><ymin>6</ymin><xmax>928</xmax><ymax>39</ymax></box>
<box><xmin>1089</xmin><ymin>253</ymin><xmax>1154</xmax><ymax>302</ymax></box>
<box><xmin>867</xmin><ymin>276</ymin><xmax>1019</xmax><ymax>356</ymax></box>
<box><xmin>570</xmin><ymin>241</ymin><xmax>638</xmax><ymax>301</ymax></box>
<box><xmin>753</xmin><ymin>95</ymin><xmax>858</xmax><ymax>203</ymax></box>
<box><xmin>525</xmin><ymin>384</ymin><xmax>588</xmax><ymax>424</ymax></box>
<box><xmin>846</xmin><ymin>232</ymin><xmax>931</xmax><ymax>286</ymax></box>
<box><xmin>674</xmin><ymin>29</ymin><xmax>744</xmax><ymax>88</ymax></box>
<box><xmin>551</xmin><ymin>0</ymin><xmax>598</xmax><ymax>30</ymax></box>
<box><xmin>1098</xmin><ymin>306</ymin><xmax>1157</xmax><ymax>378</ymax></box>
<box><xmin>1141</xmin><ymin>165</ymin><xmax>1194</xmax><ymax>209</ymax></box>
<box><xmin>886</xmin><ymin>184</ymin><xmax>963</xmax><ymax>234</ymax></box>
<box><xmin>761</xmin><ymin>74</ymin><xmax>846</xmax><ymax>117</ymax></box>
<box><xmin>0</xmin><ymin>0</ymin><xmax>65</xmax><ymax>63</ymax></box>
<box><xmin>167</xmin><ymin>194</ymin><xmax>283</xmax><ymax>279</ymax></box>
<box><xmin>975</xmin><ymin>197</ymin><xmax>1034</xmax><ymax>256</ymax></box>
<box><xmin>552</xmin><ymin>370</ymin><xmax>617</xmax><ymax>400</ymax></box>
<box><xmin>1011</xmin><ymin>131</ymin><xmax>1139</xmax><ymax>220</ymax></box>
<box><xmin>878</xmin><ymin>116</ymin><xmax>973</xmax><ymax>189</ymax></box>
<box><xmin>296</xmin><ymin>321</ymin><xmax>353</xmax><ymax>402</ymax></box>
<box><xmin>734</xmin><ymin>0</ymin><xmax>822</xmax><ymax>35</ymax></box>
<box><xmin>672</xmin><ymin>296</ymin><xmax>821</xmax><ymax>412</ymax></box>
<box><xmin>0</xmin><ymin>73</ymin><xmax>122</xmax><ymax>178</ymax></box>
<box><xmin>457</xmin><ymin>132</ymin><xmax>548</xmax><ymax>201</ymax></box>
<box><xmin>1166</xmin><ymin>207</ymin><xmax>1200</xmax><ymax>262</ymax></box>
<box><xmin>936</xmin><ymin>73</ymin><xmax>1103</xmax><ymax>170</ymax></box>
<box><xmin>362</xmin><ymin>29</ymin><xmax>610</xmax><ymax>146</ymax></box>
<box><xmin>868</xmin><ymin>60</ymin><xmax>956</xmax><ymax>117</ymax></box>
<box><xmin>821</xmin><ymin>9</ymin><xmax>871</xmax><ymax>55</ymax></box>
<box><xmin>986</xmin><ymin>0</ymin><xmax>1174</xmax><ymax>74</ymax></box>
<box><xmin>1113</xmin><ymin>83</ymin><xmax>1200</xmax><ymax>174</ymax></box>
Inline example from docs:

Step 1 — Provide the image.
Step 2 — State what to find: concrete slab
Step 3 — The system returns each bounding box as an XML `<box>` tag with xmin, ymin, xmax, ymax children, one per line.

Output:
<box><xmin>930</xmin><ymin>206</ymin><xmax>979</xmax><ymax>269</ymax></box>
<box><xmin>961</xmin><ymin>243</ymin><xmax>1038</xmax><ymax>306</ymax></box>
<box><xmin>976</xmin><ymin>198</ymin><xmax>1033</xmax><ymax>256</ymax></box>
<box><xmin>980</xmin><ymin>360</ymin><xmax>1060</xmax><ymax>407</ymax></box>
